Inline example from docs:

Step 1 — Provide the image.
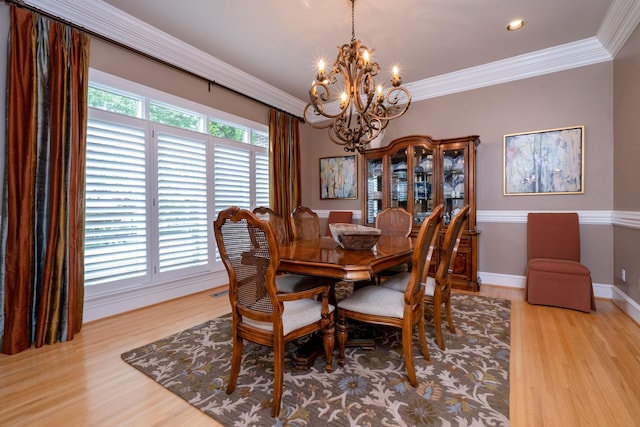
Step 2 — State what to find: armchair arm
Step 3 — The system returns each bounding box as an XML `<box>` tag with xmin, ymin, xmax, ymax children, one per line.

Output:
<box><xmin>277</xmin><ymin>284</ymin><xmax>331</xmax><ymax>302</ymax></box>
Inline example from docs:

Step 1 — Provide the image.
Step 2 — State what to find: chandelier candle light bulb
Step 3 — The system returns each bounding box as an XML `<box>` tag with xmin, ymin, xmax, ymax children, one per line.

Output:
<box><xmin>303</xmin><ymin>0</ymin><xmax>411</xmax><ymax>153</ymax></box>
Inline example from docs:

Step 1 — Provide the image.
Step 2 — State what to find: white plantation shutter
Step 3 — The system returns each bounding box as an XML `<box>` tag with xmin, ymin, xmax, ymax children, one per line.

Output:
<box><xmin>252</xmin><ymin>131</ymin><xmax>270</xmax><ymax>208</ymax></box>
<box><xmin>85</xmin><ymin>118</ymin><xmax>148</xmax><ymax>286</ymax></box>
<box><xmin>214</xmin><ymin>144</ymin><xmax>251</xmax><ymax>212</ymax></box>
<box><xmin>86</xmin><ymin>76</ymin><xmax>270</xmax><ymax>292</ymax></box>
<box><xmin>255</xmin><ymin>151</ymin><xmax>270</xmax><ymax>207</ymax></box>
<box><xmin>157</xmin><ymin>132</ymin><xmax>209</xmax><ymax>273</ymax></box>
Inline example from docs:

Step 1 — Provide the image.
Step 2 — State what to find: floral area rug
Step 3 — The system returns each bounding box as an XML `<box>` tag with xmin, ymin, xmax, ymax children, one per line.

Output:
<box><xmin>121</xmin><ymin>294</ymin><xmax>510</xmax><ymax>426</ymax></box>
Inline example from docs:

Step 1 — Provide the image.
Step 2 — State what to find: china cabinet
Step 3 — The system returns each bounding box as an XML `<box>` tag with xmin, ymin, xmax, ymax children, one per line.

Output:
<box><xmin>361</xmin><ymin>134</ymin><xmax>481</xmax><ymax>291</ymax></box>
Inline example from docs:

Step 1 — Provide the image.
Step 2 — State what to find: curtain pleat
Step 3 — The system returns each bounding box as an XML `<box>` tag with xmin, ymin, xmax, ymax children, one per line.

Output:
<box><xmin>1</xmin><ymin>6</ymin><xmax>89</xmax><ymax>355</ymax></box>
<box><xmin>268</xmin><ymin>110</ymin><xmax>301</xmax><ymax>242</ymax></box>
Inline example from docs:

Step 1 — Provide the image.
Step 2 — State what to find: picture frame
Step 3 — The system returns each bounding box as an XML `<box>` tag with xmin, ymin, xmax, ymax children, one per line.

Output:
<box><xmin>503</xmin><ymin>125</ymin><xmax>584</xmax><ymax>195</ymax></box>
<box><xmin>319</xmin><ymin>155</ymin><xmax>358</xmax><ymax>199</ymax></box>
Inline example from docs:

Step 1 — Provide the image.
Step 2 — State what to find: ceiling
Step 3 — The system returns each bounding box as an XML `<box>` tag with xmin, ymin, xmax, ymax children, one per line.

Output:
<box><xmin>25</xmin><ymin>0</ymin><xmax>640</xmax><ymax>118</ymax></box>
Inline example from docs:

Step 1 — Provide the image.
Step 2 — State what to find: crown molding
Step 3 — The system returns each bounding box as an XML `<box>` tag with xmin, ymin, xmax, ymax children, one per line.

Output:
<box><xmin>23</xmin><ymin>0</ymin><xmax>306</xmax><ymax>116</ymax></box>
<box><xmin>22</xmin><ymin>0</ymin><xmax>637</xmax><ymax>119</ymax></box>
<box><xmin>407</xmin><ymin>38</ymin><xmax>611</xmax><ymax>102</ymax></box>
<box><xmin>597</xmin><ymin>0</ymin><xmax>640</xmax><ymax>56</ymax></box>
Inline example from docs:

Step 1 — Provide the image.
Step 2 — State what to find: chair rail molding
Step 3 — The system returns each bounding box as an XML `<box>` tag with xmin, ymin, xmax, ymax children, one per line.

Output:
<box><xmin>477</xmin><ymin>210</ymin><xmax>617</xmax><ymax>225</ymax></box>
<box><xmin>316</xmin><ymin>210</ymin><xmax>640</xmax><ymax>227</ymax></box>
<box><xmin>612</xmin><ymin>210</ymin><xmax>640</xmax><ymax>229</ymax></box>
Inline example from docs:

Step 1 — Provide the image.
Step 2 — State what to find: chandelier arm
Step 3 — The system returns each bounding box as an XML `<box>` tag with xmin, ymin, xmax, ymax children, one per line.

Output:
<box><xmin>368</xmin><ymin>87</ymin><xmax>412</xmax><ymax>121</ymax></box>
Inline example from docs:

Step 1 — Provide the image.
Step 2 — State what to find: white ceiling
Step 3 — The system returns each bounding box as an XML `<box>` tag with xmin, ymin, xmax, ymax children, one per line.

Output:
<box><xmin>25</xmin><ymin>0</ymin><xmax>640</xmax><ymax>117</ymax></box>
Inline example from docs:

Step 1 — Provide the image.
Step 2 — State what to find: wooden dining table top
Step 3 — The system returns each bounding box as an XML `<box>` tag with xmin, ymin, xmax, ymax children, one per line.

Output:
<box><xmin>278</xmin><ymin>236</ymin><xmax>414</xmax><ymax>282</ymax></box>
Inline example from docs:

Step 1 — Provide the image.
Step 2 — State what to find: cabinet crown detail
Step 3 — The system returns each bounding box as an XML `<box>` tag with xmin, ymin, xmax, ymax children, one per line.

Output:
<box><xmin>361</xmin><ymin>134</ymin><xmax>480</xmax><ymax>291</ymax></box>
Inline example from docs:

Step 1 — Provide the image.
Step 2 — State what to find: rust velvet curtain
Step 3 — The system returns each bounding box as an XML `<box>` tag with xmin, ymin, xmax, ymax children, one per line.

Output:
<box><xmin>0</xmin><ymin>6</ymin><xmax>90</xmax><ymax>355</ymax></box>
<box><xmin>268</xmin><ymin>109</ymin><xmax>301</xmax><ymax>242</ymax></box>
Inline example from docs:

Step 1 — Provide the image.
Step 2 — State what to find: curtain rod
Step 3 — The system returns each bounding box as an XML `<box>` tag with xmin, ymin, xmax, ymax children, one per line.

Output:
<box><xmin>3</xmin><ymin>0</ymin><xmax>304</xmax><ymax>122</ymax></box>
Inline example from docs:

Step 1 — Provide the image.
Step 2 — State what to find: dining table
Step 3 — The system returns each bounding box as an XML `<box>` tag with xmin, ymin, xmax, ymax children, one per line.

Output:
<box><xmin>278</xmin><ymin>235</ymin><xmax>415</xmax><ymax>369</ymax></box>
<box><xmin>278</xmin><ymin>235</ymin><xmax>414</xmax><ymax>282</ymax></box>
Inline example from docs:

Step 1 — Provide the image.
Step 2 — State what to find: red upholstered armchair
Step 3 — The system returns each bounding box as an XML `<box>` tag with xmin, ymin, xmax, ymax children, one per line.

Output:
<box><xmin>525</xmin><ymin>212</ymin><xmax>596</xmax><ymax>312</ymax></box>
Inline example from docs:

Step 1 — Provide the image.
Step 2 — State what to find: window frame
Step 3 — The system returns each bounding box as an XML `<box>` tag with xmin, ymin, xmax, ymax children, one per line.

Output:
<box><xmin>85</xmin><ymin>69</ymin><xmax>269</xmax><ymax>294</ymax></box>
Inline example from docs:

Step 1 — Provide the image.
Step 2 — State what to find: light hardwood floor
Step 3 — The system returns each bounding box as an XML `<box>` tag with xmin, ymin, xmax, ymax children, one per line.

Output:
<box><xmin>1</xmin><ymin>285</ymin><xmax>639</xmax><ymax>426</ymax></box>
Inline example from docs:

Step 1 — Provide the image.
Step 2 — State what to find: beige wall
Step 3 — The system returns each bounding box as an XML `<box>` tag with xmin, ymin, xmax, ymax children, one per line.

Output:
<box><xmin>613</xmin><ymin>22</ymin><xmax>640</xmax><ymax>304</ymax></box>
<box><xmin>301</xmin><ymin>63</ymin><xmax>615</xmax><ymax>285</ymax></box>
<box><xmin>1</xmin><ymin>1</ymin><xmax>634</xmax><ymax>298</ymax></box>
<box><xmin>90</xmin><ymin>39</ymin><xmax>270</xmax><ymax>126</ymax></box>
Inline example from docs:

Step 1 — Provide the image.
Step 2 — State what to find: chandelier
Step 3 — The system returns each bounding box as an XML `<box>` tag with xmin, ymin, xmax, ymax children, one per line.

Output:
<box><xmin>303</xmin><ymin>0</ymin><xmax>411</xmax><ymax>153</ymax></box>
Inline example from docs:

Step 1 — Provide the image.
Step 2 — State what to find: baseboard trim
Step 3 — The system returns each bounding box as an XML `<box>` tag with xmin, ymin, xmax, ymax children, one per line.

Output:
<box><xmin>83</xmin><ymin>270</ymin><xmax>228</xmax><ymax>323</ymax></box>
<box><xmin>611</xmin><ymin>287</ymin><xmax>640</xmax><ymax>326</ymax></box>
<box><xmin>479</xmin><ymin>271</ymin><xmax>612</xmax><ymax>298</ymax></box>
<box><xmin>83</xmin><ymin>268</ymin><xmax>637</xmax><ymax>325</ymax></box>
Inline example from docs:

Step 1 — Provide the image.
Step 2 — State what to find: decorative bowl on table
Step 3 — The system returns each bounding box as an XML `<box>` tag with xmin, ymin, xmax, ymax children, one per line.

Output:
<box><xmin>329</xmin><ymin>223</ymin><xmax>382</xmax><ymax>250</ymax></box>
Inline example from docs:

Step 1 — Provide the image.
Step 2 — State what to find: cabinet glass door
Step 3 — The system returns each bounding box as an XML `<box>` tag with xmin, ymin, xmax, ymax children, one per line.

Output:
<box><xmin>442</xmin><ymin>148</ymin><xmax>465</xmax><ymax>225</ymax></box>
<box><xmin>389</xmin><ymin>149</ymin><xmax>408</xmax><ymax>210</ymax></box>
<box><xmin>413</xmin><ymin>146</ymin><xmax>434</xmax><ymax>225</ymax></box>
<box><xmin>366</xmin><ymin>158</ymin><xmax>383</xmax><ymax>225</ymax></box>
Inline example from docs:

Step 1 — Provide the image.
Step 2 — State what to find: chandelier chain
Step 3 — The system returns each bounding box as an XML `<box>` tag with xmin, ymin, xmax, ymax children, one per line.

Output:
<box><xmin>351</xmin><ymin>0</ymin><xmax>356</xmax><ymax>42</ymax></box>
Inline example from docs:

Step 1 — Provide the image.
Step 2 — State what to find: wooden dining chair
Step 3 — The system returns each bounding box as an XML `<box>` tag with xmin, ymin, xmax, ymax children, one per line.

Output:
<box><xmin>383</xmin><ymin>205</ymin><xmax>469</xmax><ymax>350</ymax></box>
<box><xmin>375</xmin><ymin>207</ymin><xmax>413</xmax><ymax>237</ymax></box>
<box><xmin>214</xmin><ymin>206</ymin><xmax>335</xmax><ymax>417</ymax></box>
<box><xmin>375</xmin><ymin>207</ymin><xmax>414</xmax><ymax>282</ymax></box>
<box><xmin>253</xmin><ymin>206</ymin><xmax>289</xmax><ymax>244</ymax></box>
<box><xmin>424</xmin><ymin>205</ymin><xmax>469</xmax><ymax>349</ymax></box>
<box><xmin>336</xmin><ymin>205</ymin><xmax>444</xmax><ymax>387</ymax></box>
<box><xmin>253</xmin><ymin>206</ymin><xmax>319</xmax><ymax>293</ymax></box>
<box><xmin>290</xmin><ymin>206</ymin><xmax>321</xmax><ymax>241</ymax></box>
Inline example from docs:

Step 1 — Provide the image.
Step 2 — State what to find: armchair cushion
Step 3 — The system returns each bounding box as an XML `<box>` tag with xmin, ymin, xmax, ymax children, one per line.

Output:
<box><xmin>276</xmin><ymin>274</ymin><xmax>320</xmax><ymax>293</ymax></box>
<box><xmin>380</xmin><ymin>272</ymin><xmax>411</xmax><ymax>292</ymax></box>
<box><xmin>245</xmin><ymin>299</ymin><xmax>335</xmax><ymax>336</ymax></box>
<box><xmin>381</xmin><ymin>272</ymin><xmax>438</xmax><ymax>297</ymax></box>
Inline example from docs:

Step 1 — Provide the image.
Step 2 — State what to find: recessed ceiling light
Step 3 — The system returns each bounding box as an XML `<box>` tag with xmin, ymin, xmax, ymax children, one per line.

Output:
<box><xmin>506</xmin><ymin>19</ymin><xmax>525</xmax><ymax>31</ymax></box>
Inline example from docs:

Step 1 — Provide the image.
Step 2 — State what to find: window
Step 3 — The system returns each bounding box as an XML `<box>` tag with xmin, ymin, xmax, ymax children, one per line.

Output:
<box><xmin>85</xmin><ymin>71</ymin><xmax>269</xmax><ymax>288</ymax></box>
<box><xmin>151</xmin><ymin>102</ymin><xmax>203</xmax><ymax>132</ymax></box>
<box><xmin>87</xmin><ymin>86</ymin><xmax>141</xmax><ymax>117</ymax></box>
<box><xmin>157</xmin><ymin>130</ymin><xmax>209</xmax><ymax>273</ymax></box>
<box><xmin>84</xmin><ymin>117</ymin><xmax>148</xmax><ymax>286</ymax></box>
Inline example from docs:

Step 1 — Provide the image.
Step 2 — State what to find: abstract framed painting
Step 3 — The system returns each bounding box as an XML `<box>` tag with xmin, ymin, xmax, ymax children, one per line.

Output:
<box><xmin>319</xmin><ymin>155</ymin><xmax>357</xmax><ymax>199</ymax></box>
<box><xmin>503</xmin><ymin>125</ymin><xmax>584</xmax><ymax>195</ymax></box>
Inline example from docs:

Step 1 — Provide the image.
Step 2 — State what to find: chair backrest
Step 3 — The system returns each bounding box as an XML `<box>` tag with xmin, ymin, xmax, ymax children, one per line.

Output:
<box><xmin>290</xmin><ymin>206</ymin><xmax>321</xmax><ymax>241</ymax></box>
<box><xmin>375</xmin><ymin>207</ymin><xmax>413</xmax><ymax>237</ymax></box>
<box><xmin>214</xmin><ymin>206</ymin><xmax>279</xmax><ymax>319</ymax></box>
<box><xmin>435</xmin><ymin>205</ymin><xmax>470</xmax><ymax>286</ymax></box>
<box><xmin>253</xmin><ymin>206</ymin><xmax>287</xmax><ymax>244</ymax></box>
<box><xmin>527</xmin><ymin>212</ymin><xmax>581</xmax><ymax>262</ymax></box>
<box><xmin>405</xmin><ymin>205</ymin><xmax>444</xmax><ymax>299</ymax></box>
<box><xmin>325</xmin><ymin>211</ymin><xmax>353</xmax><ymax>236</ymax></box>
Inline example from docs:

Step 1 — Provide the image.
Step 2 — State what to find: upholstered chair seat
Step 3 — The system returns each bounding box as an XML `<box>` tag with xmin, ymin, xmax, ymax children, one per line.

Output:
<box><xmin>243</xmin><ymin>298</ymin><xmax>335</xmax><ymax>335</ymax></box>
<box><xmin>337</xmin><ymin>285</ymin><xmax>409</xmax><ymax>318</ymax></box>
